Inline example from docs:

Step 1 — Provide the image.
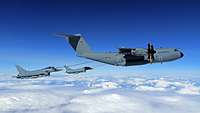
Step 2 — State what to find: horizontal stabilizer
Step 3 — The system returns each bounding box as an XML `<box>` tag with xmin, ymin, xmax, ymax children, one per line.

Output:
<box><xmin>55</xmin><ymin>33</ymin><xmax>81</xmax><ymax>38</ymax></box>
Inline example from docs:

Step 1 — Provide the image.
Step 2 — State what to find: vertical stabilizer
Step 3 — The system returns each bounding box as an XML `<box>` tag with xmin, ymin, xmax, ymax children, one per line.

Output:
<box><xmin>64</xmin><ymin>65</ymin><xmax>73</xmax><ymax>72</ymax></box>
<box><xmin>56</xmin><ymin>33</ymin><xmax>92</xmax><ymax>56</ymax></box>
<box><xmin>16</xmin><ymin>65</ymin><xmax>27</xmax><ymax>75</ymax></box>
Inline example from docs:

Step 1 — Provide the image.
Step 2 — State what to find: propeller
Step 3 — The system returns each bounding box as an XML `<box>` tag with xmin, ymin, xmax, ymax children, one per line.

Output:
<box><xmin>147</xmin><ymin>43</ymin><xmax>156</xmax><ymax>63</ymax></box>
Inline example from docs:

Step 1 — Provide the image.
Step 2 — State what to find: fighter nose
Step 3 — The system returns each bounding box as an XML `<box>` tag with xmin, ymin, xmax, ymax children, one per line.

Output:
<box><xmin>180</xmin><ymin>52</ymin><xmax>184</xmax><ymax>58</ymax></box>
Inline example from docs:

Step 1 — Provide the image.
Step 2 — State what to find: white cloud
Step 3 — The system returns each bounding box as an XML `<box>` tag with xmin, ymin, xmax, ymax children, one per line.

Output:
<box><xmin>151</xmin><ymin>78</ymin><xmax>171</xmax><ymax>88</ymax></box>
<box><xmin>65</xmin><ymin>93</ymin><xmax>148</xmax><ymax>113</ymax></box>
<box><xmin>136</xmin><ymin>85</ymin><xmax>166</xmax><ymax>91</ymax></box>
<box><xmin>0</xmin><ymin>75</ymin><xmax>200</xmax><ymax>113</ymax></box>
<box><xmin>92</xmin><ymin>81</ymin><xmax>119</xmax><ymax>89</ymax></box>
<box><xmin>176</xmin><ymin>85</ymin><xmax>200</xmax><ymax>95</ymax></box>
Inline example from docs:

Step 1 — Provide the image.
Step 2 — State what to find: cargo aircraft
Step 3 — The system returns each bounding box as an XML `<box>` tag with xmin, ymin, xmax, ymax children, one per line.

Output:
<box><xmin>57</xmin><ymin>33</ymin><xmax>184</xmax><ymax>66</ymax></box>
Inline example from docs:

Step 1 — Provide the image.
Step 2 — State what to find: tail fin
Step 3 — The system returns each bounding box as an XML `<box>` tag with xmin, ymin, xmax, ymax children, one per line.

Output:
<box><xmin>64</xmin><ymin>65</ymin><xmax>69</xmax><ymax>70</ymax></box>
<box><xmin>16</xmin><ymin>65</ymin><xmax>27</xmax><ymax>75</ymax></box>
<box><xmin>64</xmin><ymin>65</ymin><xmax>73</xmax><ymax>72</ymax></box>
<box><xmin>56</xmin><ymin>33</ymin><xmax>91</xmax><ymax>56</ymax></box>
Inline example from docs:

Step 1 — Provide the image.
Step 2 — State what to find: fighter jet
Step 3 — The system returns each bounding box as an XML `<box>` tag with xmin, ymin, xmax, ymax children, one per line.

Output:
<box><xmin>14</xmin><ymin>65</ymin><xmax>62</xmax><ymax>79</ymax></box>
<box><xmin>64</xmin><ymin>65</ymin><xmax>93</xmax><ymax>74</ymax></box>
<box><xmin>57</xmin><ymin>33</ymin><xmax>184</xmax><ymax>66</ymax></box>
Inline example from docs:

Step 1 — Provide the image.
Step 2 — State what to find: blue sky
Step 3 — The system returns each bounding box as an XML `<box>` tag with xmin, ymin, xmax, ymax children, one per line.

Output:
<box><xmin>0</xmin><ymin>0</ymin><xmax>199</xmax><ymax>76</ymax></box>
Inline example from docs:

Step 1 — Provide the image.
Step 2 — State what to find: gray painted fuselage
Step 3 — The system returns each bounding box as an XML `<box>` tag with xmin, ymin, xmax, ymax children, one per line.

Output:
<box><xmin>79</xmin><ymin>48</ymin><xmax>183</xmax><ymax>66</ymax></box>
<box><xmin>15</xmin><ymin>66</ymin><xmax>61</xmax><ymax>79</ymax></box>
<box><xmin>64</xmin><ymin>66</ymin><xmax>92</xmax><ymax>74</ymax></box>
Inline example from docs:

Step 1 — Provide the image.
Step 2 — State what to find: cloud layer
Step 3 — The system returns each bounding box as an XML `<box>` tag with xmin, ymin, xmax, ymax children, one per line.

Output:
<box><xmin>0</xmin><ymin>75</ymin><xmax>200</xmax><ymax>113</ymax></box>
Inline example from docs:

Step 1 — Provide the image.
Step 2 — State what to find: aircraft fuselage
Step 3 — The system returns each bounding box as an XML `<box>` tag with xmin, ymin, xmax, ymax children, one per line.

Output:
<box><xmin>80</xmin><ymin>48</ymin><xmax>183</xmax><ymax>66</ymax></box>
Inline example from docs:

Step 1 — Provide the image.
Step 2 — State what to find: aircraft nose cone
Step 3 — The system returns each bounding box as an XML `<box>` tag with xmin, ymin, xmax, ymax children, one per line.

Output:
<box><xmin>180</xmin><ymin>52</ymin><xmax>184</xmax><ymax>58</ymax></box>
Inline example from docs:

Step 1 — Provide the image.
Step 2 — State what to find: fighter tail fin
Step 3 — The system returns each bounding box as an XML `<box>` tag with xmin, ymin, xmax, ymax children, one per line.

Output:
<box><xmin>56</xmin><ymin>33</ymin><xmax>92</xmax><ymax>56</ymax></box>
<box><xmin>64</xmin><ymin>65</ymin><xmax>69</xmax><ymax>69</ymax></box>
<box><xmin>16</xmin><ymin>65</ymin><xmax>27</xmax><ymax>75</ymax></box>
<box><xmin>64</xmin><ymin>65</ymin><xmax>73</xmax><ymax>72</ymax></box>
